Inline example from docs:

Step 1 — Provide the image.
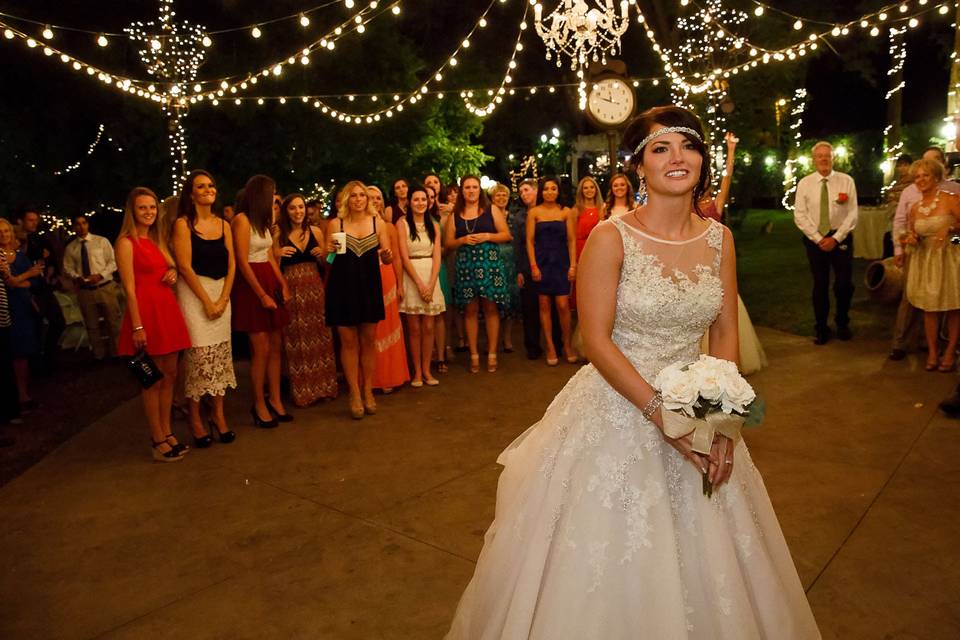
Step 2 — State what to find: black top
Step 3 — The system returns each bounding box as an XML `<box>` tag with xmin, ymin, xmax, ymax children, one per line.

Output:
<box><xmin>280</xmin><ymin>229</ymin><xmax>320</xmax><ymax>269</ymax></box>
<box><xmin>191</xmin><ymin>221</ymin><xmax>229</xmax><ymax>280</ymax></box>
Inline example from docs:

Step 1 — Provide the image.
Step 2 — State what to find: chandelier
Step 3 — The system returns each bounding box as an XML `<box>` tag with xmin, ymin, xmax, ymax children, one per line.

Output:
<box><xmin>533</xmin><ymin>0</ymin><xmax>631</xmax><ymax>71</ymax></box>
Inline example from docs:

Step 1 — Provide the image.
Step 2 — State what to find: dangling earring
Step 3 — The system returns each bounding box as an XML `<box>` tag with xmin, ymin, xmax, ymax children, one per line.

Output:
<box><xmin>637</xmin><ymin>176</ymin><xmax>647</xmax><ymax>205</ymax></box>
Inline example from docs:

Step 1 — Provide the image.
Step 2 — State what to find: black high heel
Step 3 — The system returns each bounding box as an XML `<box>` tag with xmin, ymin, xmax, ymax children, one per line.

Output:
<box><xmin>267</xmin><ymin>403</ymin><xmax>294</xmax><ymax>423</ymax></box>
<box><xmin>152</xmin><ymin>440</ymin><xmax>184</xmax><ymax>463</ymax></box>
<box><xmin>208</xmin><ymin>419</ymin><xmax>236</xmax><ymax>443</ymax></box>
<box><xmin>164</xmin><ymin>435</ymin><xmax>189</xmax><ymax>456</ymax></box>
<box><xmin>251</xmin><ymin>406</ymin><xmax>278</xmax><ymax>429</ymax></box>
<box><xmin>192</xmin><ymin>432</ymin><xmax>213</xmax><ymax>448</ymax></box>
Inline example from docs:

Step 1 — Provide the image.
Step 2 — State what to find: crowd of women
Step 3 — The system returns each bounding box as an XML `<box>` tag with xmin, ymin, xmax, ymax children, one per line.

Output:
<box><xmin>2</xmin><ymin>149</ymin><xmax>767</xmax><ymax>460</ymax></box>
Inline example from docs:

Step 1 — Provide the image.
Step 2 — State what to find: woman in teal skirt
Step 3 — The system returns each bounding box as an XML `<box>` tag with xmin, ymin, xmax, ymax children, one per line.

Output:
<box><xmin>490</xmin><ymin>183</ymin><xmax>520</xmax><ymax>352</ymax></box>
<box><xmin>443</xmin><ymin>176</ymin><xmax>512</xmax><ymax>373</ymax></box>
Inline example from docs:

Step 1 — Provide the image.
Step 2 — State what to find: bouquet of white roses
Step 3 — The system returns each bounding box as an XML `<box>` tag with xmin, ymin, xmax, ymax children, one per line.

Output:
<box><xmin>653</xmin><ymin>355</ymin><xmax>761</xmax><ymax>496</ymax></box>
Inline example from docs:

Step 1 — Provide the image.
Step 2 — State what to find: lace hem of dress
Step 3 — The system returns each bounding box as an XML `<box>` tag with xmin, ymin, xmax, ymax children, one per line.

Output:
<box><xmin>184</xmin><ymin>340</ymin><xmax>237</xmax><ymax>401</ymax></box>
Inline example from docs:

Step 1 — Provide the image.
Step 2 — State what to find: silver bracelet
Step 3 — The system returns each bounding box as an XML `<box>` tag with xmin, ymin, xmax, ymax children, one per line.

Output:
<box><xmin>641</xmin><ymin>392</ymin><xmax>663</xmax><ymax>420</ymax></box>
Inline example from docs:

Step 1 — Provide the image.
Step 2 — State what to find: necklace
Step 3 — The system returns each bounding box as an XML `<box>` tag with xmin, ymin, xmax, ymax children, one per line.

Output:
<box><xmin>463</xmin><ymin>212</ymin><xmax>479</xmax><ymax>234</ymax></box>
<box><xmin>917</xmin><ymin>192</ymin><xmax>940</xmax><ymax>216</ymax></box>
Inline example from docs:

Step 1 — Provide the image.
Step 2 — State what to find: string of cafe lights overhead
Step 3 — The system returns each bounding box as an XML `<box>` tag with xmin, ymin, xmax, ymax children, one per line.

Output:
<box><xmin>642</xmin><ymin>0</ymin><xmax>955</xmax><ymax>96</ymax></box>
<box><xmin>194</xmin><ymin>0</ymin><xmax>522</xmax><ymax>124</ymax></box>
<box><xmin>463</xmin><ymin>3</ymin><xmax>529</xmax><ymax>117</ymax></box>
<box><xmin>0</xmin><ymin>0</ymin><xmax>372</xmax><ymax>48</ymax></box>
<box><xmin>0</xmin><ymin>1</ymin><xmax>396</xmax><ymax>104</ymax></box>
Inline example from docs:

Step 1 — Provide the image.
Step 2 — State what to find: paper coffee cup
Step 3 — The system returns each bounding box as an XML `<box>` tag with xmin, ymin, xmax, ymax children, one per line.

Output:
<box><xmin>331</xmin><ymin>231</ymin><xmax>347</xmax><ymax>255</ymax></box>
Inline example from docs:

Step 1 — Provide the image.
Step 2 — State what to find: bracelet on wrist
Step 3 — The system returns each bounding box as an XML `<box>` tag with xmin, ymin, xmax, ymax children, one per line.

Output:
<box><xmin>133</xmin><ymin>325</ymin><xmax>144</xmax><ymax>332</ymax></box>
<box><xmin>641</xmin><ymin>392</ymin><xmax>663</xmax><ymax>421</ymax></box>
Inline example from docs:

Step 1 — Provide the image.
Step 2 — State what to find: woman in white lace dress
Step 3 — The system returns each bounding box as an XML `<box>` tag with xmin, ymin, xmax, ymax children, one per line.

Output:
<box><xmin>445</xmin><ymin>107</ymin><xmax>819</xmax><ymax>639</ymax></box>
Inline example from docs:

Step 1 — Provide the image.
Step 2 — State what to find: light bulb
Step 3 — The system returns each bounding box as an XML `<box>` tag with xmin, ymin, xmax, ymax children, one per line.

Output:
<box><xmin>299</xmin><ymin>14</ymin><xmax>310</xmax><ymax>27</ymax></box>
<box><xmin>42</xmin><ymin>26</ymin><xmax>54</xmax><ymax>40</ymax></box>
<box><xmin>251</xmin><ymin>26</ymin><xmax>262</xmax><ymax>38</ymax></box>
<box><xmin>97</xmin><ymin>34</ymin><xmax>108</xmax><ymax>47</ymax></box>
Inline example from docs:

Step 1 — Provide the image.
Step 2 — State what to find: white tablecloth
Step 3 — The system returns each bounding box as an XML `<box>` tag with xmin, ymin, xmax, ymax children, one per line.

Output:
<box><xmin>854</xmin><ymin>205</ymin><xmax>892</xmax><ymax>260</ymax></box>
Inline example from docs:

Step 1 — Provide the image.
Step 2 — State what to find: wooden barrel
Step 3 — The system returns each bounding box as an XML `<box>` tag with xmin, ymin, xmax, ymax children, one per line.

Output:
<box><xmin>864</xmin><ymin>257</ymin><xmax>903</xmax><ymax>304</ymax></box>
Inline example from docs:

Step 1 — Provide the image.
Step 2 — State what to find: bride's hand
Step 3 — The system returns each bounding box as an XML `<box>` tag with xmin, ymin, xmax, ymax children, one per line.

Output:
<box><xmin>656</xmin><ymin>414</ymin><xmax>708</xmax><ymax>474</ymax></box>
<box><xmin>707</xmin><ymin>435</ymin><xmax>734</xmax><ymax>488</ymax></box>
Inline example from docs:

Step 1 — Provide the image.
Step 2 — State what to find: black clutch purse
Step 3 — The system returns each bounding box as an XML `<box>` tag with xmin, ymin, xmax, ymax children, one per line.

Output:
<box><xmin>126</xmin><ymin>350</ymin><xmax>164</xmax><ymax>389</ymax></box>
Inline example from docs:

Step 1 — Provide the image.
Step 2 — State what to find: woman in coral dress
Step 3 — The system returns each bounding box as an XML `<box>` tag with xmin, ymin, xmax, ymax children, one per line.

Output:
<box><xmin>116</xmin><ymin>187</ymin><xmax>192</xmax><ymax>462</ymax></box>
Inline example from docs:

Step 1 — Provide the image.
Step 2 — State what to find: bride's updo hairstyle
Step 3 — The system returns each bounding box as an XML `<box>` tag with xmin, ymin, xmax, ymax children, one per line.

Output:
<box><xmin>622</xmin><ymin>105</ymin><xmax>712</xmax><ymax>217</ymax></box>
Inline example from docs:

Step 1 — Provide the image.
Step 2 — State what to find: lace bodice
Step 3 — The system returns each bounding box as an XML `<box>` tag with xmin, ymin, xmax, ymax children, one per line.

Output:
<box><xmin>609</xmin><ymin>216</ymin><xmax>724</xmax><ymax>379</ymax></box>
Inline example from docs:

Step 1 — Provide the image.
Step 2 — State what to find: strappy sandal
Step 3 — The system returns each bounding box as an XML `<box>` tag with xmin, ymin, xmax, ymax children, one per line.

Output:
<box><xmin>487</xmin><ymin>353</ymin><xmax>498</xmax><ymax>373</ymax></box>
<box><xmin>469</xmin><ymin>354</ymin><xmax>480</xmax><ymax>373</ymax></box>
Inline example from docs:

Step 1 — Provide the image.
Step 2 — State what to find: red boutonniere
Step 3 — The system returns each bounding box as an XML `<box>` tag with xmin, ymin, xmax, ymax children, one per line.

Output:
<box><xmin>836</xmin><ymin>192</ymin><xmax>849</xmax><ymax>205</ymax></box>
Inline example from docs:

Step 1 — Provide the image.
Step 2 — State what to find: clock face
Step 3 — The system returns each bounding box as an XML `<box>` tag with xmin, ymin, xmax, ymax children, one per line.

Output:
<box><xmin>587</xmin><ymin>77</ymin><xmax>636</xmax><ymax>128</ymax></box>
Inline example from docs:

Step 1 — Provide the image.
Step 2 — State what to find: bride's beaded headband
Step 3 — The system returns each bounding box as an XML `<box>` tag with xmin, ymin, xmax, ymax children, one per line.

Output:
<box><xmin>633</xmin><ymin>126</ymin><xmax>703</xmax><ymax>155</ymax></box>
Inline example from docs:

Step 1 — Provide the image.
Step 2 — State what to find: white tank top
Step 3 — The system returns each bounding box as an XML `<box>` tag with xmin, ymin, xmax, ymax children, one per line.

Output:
<box><xmin>248</xmin><ymin>228</ymin><xmax>273</xmax><ymax>263</ymax></box>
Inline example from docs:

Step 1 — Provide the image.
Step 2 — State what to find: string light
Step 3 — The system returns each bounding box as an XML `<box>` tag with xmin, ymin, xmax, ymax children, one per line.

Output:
<box><xmin>781</xmin><ymin>88</ymin><xmax>808</xmax><ymax>210</ymax></box>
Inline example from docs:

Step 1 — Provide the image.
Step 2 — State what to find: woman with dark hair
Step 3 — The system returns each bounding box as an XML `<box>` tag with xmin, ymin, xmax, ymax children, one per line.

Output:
<box><xmin>426</xmin><ymin>184</ymin><xmax>451</xmax><ymax>373</ymax></box>
<box><xmin>173</xmin><ymin>170</ymin><xmax>237</xmax><ymax>447</ymax></box>
<box><xmin>446</xmin><ymin>106</ymin><xmax>819</xmax><ymax>638</ymax></box>
<box><xmin>398</xmin><ymin>185</ymin><xmax>445</xmax><ymax>386</ymax></box>
<box><xmin>231</xmin><ymin>174</ymin><xmax>290</xmax><ymax>429</ymax></box>
<box><xmin>526</xmin><ymin>177</ymin><xmax>577</xmax><ymax>365</ymax></box>
<box><xmin>277</xmin><ymin>193</ymin><xmax>337</xmax><ymax>405</ymax></box>
<box><xmin>442</xmin><ymin>182</ymin><xmax>466</xmax><ymax>352</ymax></box>
<box><xmin>605</xmin><ymin>172</ymin><xmax>636</xmax><ymax>218</ymax></box>
<box><xmin>384</xmin><ymin>178</ymin><xmax>410</xmax><ymax>224</ymax></box>
<box><xmin>115</xmin><ymin>187</ymin><xmax>192</xmax><ymax>462</ymax></box>
<box><xmin>444</xmin><ymin>176</ymin><xmax>512</xmax><ymax>373</ymax></box>
<box><xmin>325</xmin><ymin>182</ymin><xmax>395</xmax><ymax>418</ymax></box>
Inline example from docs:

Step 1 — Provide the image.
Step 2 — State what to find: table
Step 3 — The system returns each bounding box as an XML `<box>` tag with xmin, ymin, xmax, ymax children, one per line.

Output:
<box><xmin>854</xmin><ymin>205</ymin><xmax>892</xmax><ymax>260</ymax></box>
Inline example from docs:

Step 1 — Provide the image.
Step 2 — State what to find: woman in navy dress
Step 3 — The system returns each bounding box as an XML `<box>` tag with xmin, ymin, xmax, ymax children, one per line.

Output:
<box><xmin>526</xmin><ymin>177</ymin><xmax>577</xmax><ymax>365</ymax></box>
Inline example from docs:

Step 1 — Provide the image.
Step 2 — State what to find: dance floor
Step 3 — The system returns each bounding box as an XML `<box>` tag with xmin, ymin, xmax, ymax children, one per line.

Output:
<box><xmin>0</xmin><ymin>327</ymin><xmax>956</xmax><ymax>639</ymax></box>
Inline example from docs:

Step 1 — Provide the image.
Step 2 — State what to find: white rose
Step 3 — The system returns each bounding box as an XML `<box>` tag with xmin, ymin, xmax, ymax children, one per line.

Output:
<box><xmin>720</xmin><ymin>373</ymin><xmax>756</xmax><ymax>414</ymax></box>
<box><xmin>653</xmin><ymin>362</ymin><xmax>687</xmax><ymax>391</ymax></box>
<box><xmin>660</xmin><ymin>376</ymin><xmax>700</xmax><ymax>416</ymax></box>
<box><xmin>697</xmin><ymin>367</ymin><xmax>723</xmax><ymax>403</ymax></box>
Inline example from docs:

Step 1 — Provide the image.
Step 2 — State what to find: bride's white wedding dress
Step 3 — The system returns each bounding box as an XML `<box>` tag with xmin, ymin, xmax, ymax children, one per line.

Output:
<box><xmin>446</xmin><ymin>217</ymin><xmax>819</xmax><ymax>639</ymax></box>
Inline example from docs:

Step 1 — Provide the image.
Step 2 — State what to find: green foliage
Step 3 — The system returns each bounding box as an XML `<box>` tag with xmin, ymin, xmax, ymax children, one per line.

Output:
<box><xmin>406</xmin><ymin>100</ymin><xmax>492</xmax><ymax>184</ymax></box>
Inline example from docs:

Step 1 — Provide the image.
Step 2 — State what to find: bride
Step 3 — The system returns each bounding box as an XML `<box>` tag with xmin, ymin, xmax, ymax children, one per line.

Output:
<box><xmin>445</xmin><ymin>107</ymin><xmax>820</xmax><ymax>639</ymax></box>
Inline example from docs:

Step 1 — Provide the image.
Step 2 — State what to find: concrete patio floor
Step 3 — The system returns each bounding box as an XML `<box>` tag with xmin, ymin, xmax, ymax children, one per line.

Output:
<box><xmin>1</xmin><ymin>326</ymin><xmax>957</xmax><ymax>640</ymax></box>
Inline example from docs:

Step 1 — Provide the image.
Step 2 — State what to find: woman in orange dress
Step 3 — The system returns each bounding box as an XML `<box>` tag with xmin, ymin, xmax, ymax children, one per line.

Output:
<box><xmin>367</xmin><ymin>186</ymin><xmax>410</xmax><ymax>393</ymax></box>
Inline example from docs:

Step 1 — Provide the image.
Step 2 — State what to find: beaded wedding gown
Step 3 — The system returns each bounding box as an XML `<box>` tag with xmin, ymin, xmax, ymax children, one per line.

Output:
<box><xmin>445</xmin><ymin>217</ymin><xmax>820</xmax><ymax>640</ymax></box>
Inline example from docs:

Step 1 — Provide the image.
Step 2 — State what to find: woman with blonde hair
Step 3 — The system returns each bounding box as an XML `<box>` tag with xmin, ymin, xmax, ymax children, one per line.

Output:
<box><xmin>115</xmin><ymin>187</ymin><xmax>192</xmax><ymax>462</ymax></box>
<box><xmin>571</xmin><ymin>176</ymin><xmax>605</xmax><ymax>313</ymax></box>
<box><xmin>604</xmin><ymin>172</ymin><xmax>635</xmax><ymax>218</ymax></box>
<box><xmin>325</xmin><ymin>181</ymin><xmax>396</xmax><ymax>418</ymax></box>
<box><xmin>366</xmin><ymin>185</ymin><xmax>410</xmax><ymax>395</ymax></box>
<box><xmin>902</xmin><ymin>157</ymin><xmax>960</xmax><ymax>371</ymax></box>
<box><xmin>490</xmin><ymin>182</ymin><xmax>519</xmax><ymax>353</ymax></box>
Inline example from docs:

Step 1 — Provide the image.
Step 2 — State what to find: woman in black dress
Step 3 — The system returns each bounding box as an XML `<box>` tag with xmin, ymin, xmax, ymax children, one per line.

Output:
<box><xmin>325</xmin><ymin>180</ymin><xmax>394</xmax><ymax>419</ymax></box>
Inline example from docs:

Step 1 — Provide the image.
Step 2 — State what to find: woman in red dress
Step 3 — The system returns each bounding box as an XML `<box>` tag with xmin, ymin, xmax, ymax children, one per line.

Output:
<box><xmin>571</xmin><ymin>176</ymin><xmax>606</xmax><ymax>314</ymax></box>
<box><xmin>116</xmin><ymin>187</ymin><xmax>193</xmax><ymax>462</ymax></box>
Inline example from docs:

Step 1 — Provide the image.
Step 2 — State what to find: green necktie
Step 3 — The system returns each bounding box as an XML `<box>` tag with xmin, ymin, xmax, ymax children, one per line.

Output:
<box><xmin>818</xmin><ymin>178</ymin><xmax>831</xmax><ymax>236</ymax></box>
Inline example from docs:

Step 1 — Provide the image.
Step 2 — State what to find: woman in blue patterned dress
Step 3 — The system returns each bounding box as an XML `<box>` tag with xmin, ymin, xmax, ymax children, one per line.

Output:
<box><xmin>443</xmin><ymin>176</ymin><xmax>513</xmax><ymax>373</ymax></box>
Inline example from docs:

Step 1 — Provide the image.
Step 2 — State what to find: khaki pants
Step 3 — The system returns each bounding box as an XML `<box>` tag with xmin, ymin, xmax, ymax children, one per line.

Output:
<box><xmin>77</xmin><ymin>281</ymin><xmax>122</xmax><ymax>359</ymax></box>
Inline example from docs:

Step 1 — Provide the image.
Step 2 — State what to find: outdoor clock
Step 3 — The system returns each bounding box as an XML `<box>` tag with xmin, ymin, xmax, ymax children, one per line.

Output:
<box><xmin>586</xmin><ymin>76</ymin><xmax>635</xmax><ymax>129</ymax></box>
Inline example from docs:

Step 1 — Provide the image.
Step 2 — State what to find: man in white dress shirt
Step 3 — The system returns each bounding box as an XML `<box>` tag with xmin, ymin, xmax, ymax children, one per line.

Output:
<box><xmin>793</xmin><ymin>141</ymin><xmax>858</xmax><ymax>345</ymax></box>
<box><xmin>62</xmin><ymin>214</ymin><xmax>122</xmax><ymax>360</ymax></box>
<box><xmin>888</xmin><ymin>146</ymin><xmax>960</xmax><ymax>360</ymax></box>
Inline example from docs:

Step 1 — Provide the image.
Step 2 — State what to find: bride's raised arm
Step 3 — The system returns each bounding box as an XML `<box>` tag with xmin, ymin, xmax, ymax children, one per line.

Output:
<box><xmin>707</xmin><ymin>226</ymin><xmax>739</xmax><ymax>366</ymax></box>
<box><xmin>577</xmin><ymin>222</ymin><xmax>662</xmax><ymax>427</ymax></box>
